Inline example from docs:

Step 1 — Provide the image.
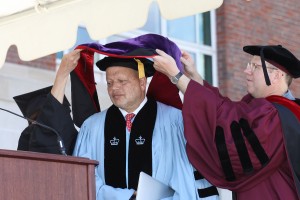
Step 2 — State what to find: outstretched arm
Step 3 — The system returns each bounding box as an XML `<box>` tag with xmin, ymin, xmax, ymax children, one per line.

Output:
<box><xmin>51</xmin><ymin>49</ymin><xmax>82</xmax><ymax>103</ymax></box>
<box><xmin>180</xmin><ymin>50</ymin><xmax>203</xmax><ymax>84</ymax></box>
<box><xmin>153</xmin><ymin>49</ymin><xmax>204</xmax><ymax>94</ymax></box>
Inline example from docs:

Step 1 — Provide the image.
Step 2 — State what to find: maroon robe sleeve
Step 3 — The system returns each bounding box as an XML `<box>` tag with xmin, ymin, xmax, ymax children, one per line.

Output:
<box><xmin>182</xmin><ymin>80</ymin><xmax>286</xmax><ymax>192</ymax></box>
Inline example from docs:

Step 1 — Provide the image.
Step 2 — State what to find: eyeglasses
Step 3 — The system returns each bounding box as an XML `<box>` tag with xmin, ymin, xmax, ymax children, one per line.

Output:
<box><xmin>246</xmin><ymin>62</ymin><xmax>278</xmax><ymax>72</ymax></box>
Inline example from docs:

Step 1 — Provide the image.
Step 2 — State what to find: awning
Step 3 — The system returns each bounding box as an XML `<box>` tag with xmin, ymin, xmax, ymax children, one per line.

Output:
<box><xmin>0</xmin><ymin>0</ymin><xmax>223</xmax><ymax>68</ymax></box>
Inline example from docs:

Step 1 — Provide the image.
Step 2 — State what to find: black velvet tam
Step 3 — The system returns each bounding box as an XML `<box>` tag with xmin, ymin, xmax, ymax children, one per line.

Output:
<box><xmin>243</xmin><ymin>45</ymin><xmax>300</xmax><ymax>78</ymax></box>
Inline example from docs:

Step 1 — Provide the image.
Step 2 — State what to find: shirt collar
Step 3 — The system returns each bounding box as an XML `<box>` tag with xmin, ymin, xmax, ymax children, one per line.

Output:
<box><xmin>283</xmin><ymin>90</ymin><xmax>295</xmax><ymax>100</ymax></box>
<box><xmin>119</xmin><ymin>97</ymin><xmax>148</xmax><ymax>117</ymax></box>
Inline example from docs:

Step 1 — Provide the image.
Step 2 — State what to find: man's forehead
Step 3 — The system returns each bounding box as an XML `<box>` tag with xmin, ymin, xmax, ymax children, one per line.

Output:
<box><xmin>106</xmin><ymin>66</ymin><xmax>137</xmax><ymax>72</ymax></box>
<box><xmin>251</xmin><ymin>55</ymin><xmax>273</xmax><ymax>67</ymax></box>
<box><xmin>106</xmin><ymin>66</ymin><xmax>138</xmax><ymax>76</ymax></box>
<box><xmin>251</xmin><ymin>55</ymin><xmax>261</xmax><ymax>63</ymax></box>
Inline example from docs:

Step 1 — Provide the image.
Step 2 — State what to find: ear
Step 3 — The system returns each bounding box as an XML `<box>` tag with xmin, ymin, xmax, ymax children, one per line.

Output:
<box><xmin>139</xmin><ymin>77</ymin><xmax>147</xmax><ymax>91</ymax></box>
<box><xmin>271</xmin><ymin>70</ymin><xmax>284</xmax><ymax>84</ymax></box>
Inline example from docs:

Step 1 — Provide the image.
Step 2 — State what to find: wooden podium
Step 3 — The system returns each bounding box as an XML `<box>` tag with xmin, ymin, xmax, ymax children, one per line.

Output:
<box><xmin>0</xmin><ymin>149</ymin><xmax>98</xmax><ymax>200</ymax></box>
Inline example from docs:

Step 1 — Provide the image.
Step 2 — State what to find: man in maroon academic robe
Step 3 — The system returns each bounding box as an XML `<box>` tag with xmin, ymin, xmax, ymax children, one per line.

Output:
<box><xmin>153</xmin><ymin>45</ymin><xmax>300</xmax><ymax>200</ymax></box>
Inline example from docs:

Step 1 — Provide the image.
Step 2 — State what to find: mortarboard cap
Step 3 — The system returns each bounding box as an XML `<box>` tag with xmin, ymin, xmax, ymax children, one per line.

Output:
<box><xmin>13</xmin><ymin>86</ymin><xmax>70</xmax><ymax>120</ymax></box>
<box><xmin>96</xmin><ymin>57</ymin><xmax>155</xmax><ymax>78</ymax></box>
<box><xmin>243</xmin><ymin>45</ymin><xmax>300</xmax><ymax>85</ymax></box>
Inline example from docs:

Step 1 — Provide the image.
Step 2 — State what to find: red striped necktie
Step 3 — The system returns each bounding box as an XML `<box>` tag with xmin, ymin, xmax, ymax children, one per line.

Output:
<box><xmin>125</xmin><ymin>113</ymin><xmax>135</xmax><ymax>132</ymax></box>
